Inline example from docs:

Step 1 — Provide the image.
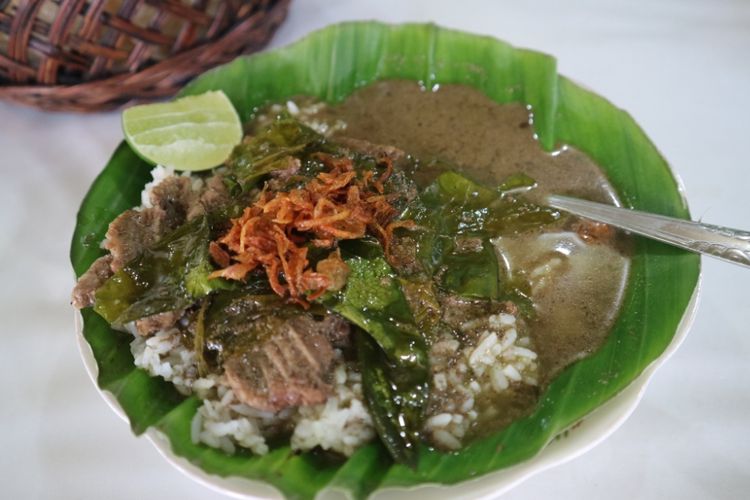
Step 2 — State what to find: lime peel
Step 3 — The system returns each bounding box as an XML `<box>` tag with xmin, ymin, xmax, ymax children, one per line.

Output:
<box><xmin>122</xmin><ymin>90</ymin><xmax>242</xmax><ymax>172</ymax></box>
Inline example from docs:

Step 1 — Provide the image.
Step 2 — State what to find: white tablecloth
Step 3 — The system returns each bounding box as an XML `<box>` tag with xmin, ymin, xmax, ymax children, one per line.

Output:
<box><xmin>2</xmin><ymin>1</ymin><xmax>749</xmax><ymax>498</ymax></box>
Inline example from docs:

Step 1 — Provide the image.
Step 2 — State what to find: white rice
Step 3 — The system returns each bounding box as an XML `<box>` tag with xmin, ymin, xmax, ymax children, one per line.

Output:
<box><xmin>529</xmin><ymin>256</ymin><xmax>564</xmax><ymax>294</ymax></box>
<box><xmin>130</xmin><ymin>326</ymin><xmax>203</xmax><ymax>396</ymax></box>
<box><xmin>424</xmin><ymin>310</ymin><xmax>539</xmax><ymax>450</ymax></box>
<box><xmin>193</xmin><ymin>391</ymin><xmax>270</xmax><ymax>455</ymax></box>
<box><xmin>291</xmin><ymin>364</ymin><xmax>375</xmax><ymax>456</ymax></box>
<box><xmin>426</xmin><ymin>413</ymin><xmax>453</xmax><ymax>428</ymax></box>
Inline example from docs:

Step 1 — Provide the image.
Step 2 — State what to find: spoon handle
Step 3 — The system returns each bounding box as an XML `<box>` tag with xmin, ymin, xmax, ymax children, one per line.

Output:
<box><xmin>546</xmin><ymin>194</ymin><xmax>750</xmax><ymax>268</ymax></box>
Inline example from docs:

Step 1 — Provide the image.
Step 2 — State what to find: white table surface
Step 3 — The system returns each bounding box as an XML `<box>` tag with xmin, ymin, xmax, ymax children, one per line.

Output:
<box><xmin>2</xmin><ymin>0</ymin><xmax>749</xmax><ymax>498</ymax></box>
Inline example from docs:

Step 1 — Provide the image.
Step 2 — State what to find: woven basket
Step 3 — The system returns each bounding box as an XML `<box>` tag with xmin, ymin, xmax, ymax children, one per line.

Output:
<box><xmin>0</xmin><ymin>0</ymin><xmax>290</xmax><ymax>112</ymax></box>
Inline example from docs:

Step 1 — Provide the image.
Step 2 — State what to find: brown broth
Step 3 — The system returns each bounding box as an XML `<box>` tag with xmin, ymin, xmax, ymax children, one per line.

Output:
<box><xmin>314</xmin><ymin>81</ymin><xmax>631</xmax><ymax>438</ymax></box>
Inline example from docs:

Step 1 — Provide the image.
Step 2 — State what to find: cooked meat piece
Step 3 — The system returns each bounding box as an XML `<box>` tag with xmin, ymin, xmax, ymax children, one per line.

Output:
<box><xmin>336</xmin><ymin>136</ymin><xmax>407</xmax><ymax>164</ymax></box>
<box><xmin>454</xmin><ymin>236</ymin><xmax>484</xmax><ymax>253</ymax></box>
<box><xmin>501</xmin><ymin>300</ymin><xmax>519</xmax><ymax>316</ymax></box>
<box><xmin>271</xmin><ymin>157</ymin><xmax>302</xmax><ymax>181</ymax></box>
<box><xmin>265</xmin><ymin>157</ymin><xmax>303</xmax><ymax>192</ymax></box>
<box><xmin>319</xmin><ymin>313</ymin><xmax>351</xmax><ymax>349</ymax></box>
<box><xmin>387</xmin><ymin>169</ymin><xmax>419</xmax><ymax>208</ymax></box>
<box><xmin>336</xmin><ymin>136</ymin><xmax>418</xmax><ymax>204</ymax></box>
<box><xmin>209</xmin><ymin>241</ymin><xmax>231</xmax><ymax>268</ymax></box>
<box><xmin>334</xmin><ymin>136</ymin><xmax>419</xmax><ymax>219</ymax></box>
<box><xmin>71</xmin><ymin>255</ymin><xmax>114</xmax><ymax>308</ymax></box>
<box><xmin>104</xmin><ymin>174</ymin><xmax>223</xmax><ymax>273</ymax></box>
<box><xmin>104</xmin><ymin>177</ymin><xmax>198</xmax><ymax>272</ymax></box>
<box><xmin>151</xmin><ymin>173</ymin><xmax>234</xmax><ymax>224</ymax></box>
<box><xmin>387</xmin><ymin>235</ymin><xmax>422</xmax><ymax>275</ymax></box>
<box><xmin>440</xmin><ymin>295</ymin><xmax>484</xmax><ymax>329</ymax></box>
<box><xmin>223</xmin><ymin>315</ymin><xmax>342</xmax><ymax>412</ymax></box>
<box><xmin>315</xmin><ymin>251</ymin><xmax>349</xmax><ymax>292</ymax></box>
<box><xmin>188</xmin><ymin>173</ymin><xmax>232</xmax><ymax>220</ymax></box>
<box><xmin>103</xmin><ymin>207</ymin><xmax>167</xmax><ymax>271</ymax></box>
<box><xmin>441</xmin><ymin>295</ymin><xmax>496</xmax><ymax>334</ymax></box>
<box><xmin>441</xmin><ymin>295</ymin><xmax>521</xmax><ymax>340</ymax></box>
<box><xmin>75</xmin><ymin>173</ymin><xmax>230</xmax><ymax>313</ymax></box>
<box><xmin>149</xmin><ymin>176</ymin><xmax>197</xmax><ymax>228</ymax></box>
<box><xmin>572</xmin><ymin>219</ymin><xmax>616</xmax><ymax>245</ymax></box>
<box><xmin>134</xmin><ymin>310</ymin><xmax>183</xmax><ymax>337</ymax></box>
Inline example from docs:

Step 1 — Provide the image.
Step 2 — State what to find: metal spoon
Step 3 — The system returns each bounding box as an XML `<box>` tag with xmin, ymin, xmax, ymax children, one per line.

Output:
<box><xmin>545</xmin><ymin>194</ymin><xmax>750</xmax><ymax>268</ymax></box>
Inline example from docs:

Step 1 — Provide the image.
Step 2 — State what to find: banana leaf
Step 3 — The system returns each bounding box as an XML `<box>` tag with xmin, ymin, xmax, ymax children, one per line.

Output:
<box><xmin>70</xmin><ymin>22</ymin><xmax>700</xmax><ymax>499</ymax></box>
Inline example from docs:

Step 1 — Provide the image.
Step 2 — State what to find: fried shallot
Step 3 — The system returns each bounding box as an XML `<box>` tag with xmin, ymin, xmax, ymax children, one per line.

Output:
<box><xmin>210</xmin><ymin>154</ymin><xmax>413</xmax><ymax>304</ymax></box>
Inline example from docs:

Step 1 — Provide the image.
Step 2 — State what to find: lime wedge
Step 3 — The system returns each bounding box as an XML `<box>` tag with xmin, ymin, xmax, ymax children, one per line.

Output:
<box><xmin>122</xmin><ymin>90</ymin><xmax>242</xmax><ymax>172</ymax></box>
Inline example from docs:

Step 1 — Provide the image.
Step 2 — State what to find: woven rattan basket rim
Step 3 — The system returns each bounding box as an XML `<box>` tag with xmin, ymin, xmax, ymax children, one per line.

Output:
<box><xmin>0</xmin><ymin>0</ymin><xmax>290</xmax><ymax>112</ymax></box>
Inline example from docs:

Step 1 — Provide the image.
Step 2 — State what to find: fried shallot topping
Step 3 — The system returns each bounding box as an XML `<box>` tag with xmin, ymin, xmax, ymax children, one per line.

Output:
<box><xmin>209</xmin><ymin>154</ymin><xmax>414</xmax><ymax>305</ymax></box>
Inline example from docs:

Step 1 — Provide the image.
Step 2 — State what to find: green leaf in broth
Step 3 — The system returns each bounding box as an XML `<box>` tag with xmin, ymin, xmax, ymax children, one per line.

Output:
<box><xmin>417</xmin><ymin>170</ymin><xmax>559</xmax><ymax>236</ymax></box>
<box><xmin>402</xmin><ymin>170</ymin><xmax>550</xmax><ymax>301</ymax></box>
<box><xmin>329</xmin><ymin>255</ymin><xmax>428</xmax><ymax>374</ymax></box>
<box><xmin>497</xmin><ymin>172</ymin><xmax>538</xmax><ymax>194</ymax></box>
<box><xmin>357</xmin><ymin>332</ymin><xmax>420</xmax><ymax>468</ymax></box>
<box><xmin>332</xmin><ymin>255</ymin><xmax>428</xmax><ymax>338</ymax></box>
<box><xmin>439</xmin><ymin>238</ymin><xmax>500</xmax><ymax>299</ymax></box>
<box><xmin>322</xmin><ymin>252</ymin><xmax>429</xmax><ymax>465</ymax></box>
<box><xmin>94</xmin><ymin>216</ymin><xmax>213</xmax><ymax>324</ymax></box>
<box><xmin>426</xmin><ymin>170</ymin><xmax>498</xmax><ymax>208</ymax></box>
<box><xmin>71</xmin><ymin>22</ymin><xmax>700</xmax><ymax>499</ymax></box>
<box><xmin>227</xmin><ymin>117</ymin><xmax>323</xmax><ymax>188</ymax></box>
<box><xmin>398</xmin><ymin>278</ymin><xmax>442</xmax><ymax>334</ymax></box>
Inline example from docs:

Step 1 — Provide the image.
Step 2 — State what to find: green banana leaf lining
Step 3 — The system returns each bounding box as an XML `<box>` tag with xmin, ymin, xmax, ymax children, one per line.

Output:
<box><xmin>70</xmin><ymin>22</ymin><xmax>700</xmax><ymax>499</ymax></box>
